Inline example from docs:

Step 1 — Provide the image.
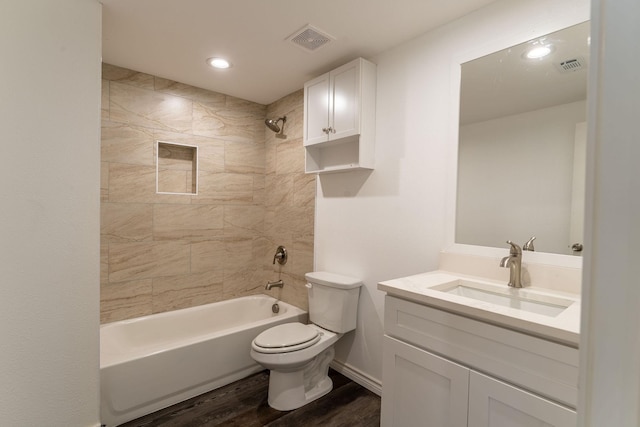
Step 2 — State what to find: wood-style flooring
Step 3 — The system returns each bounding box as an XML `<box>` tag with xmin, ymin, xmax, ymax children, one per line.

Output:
<box><xmin>120</xmin><ymin>369</ymin><xmax>381</xmax><ymax>426</ymax></box>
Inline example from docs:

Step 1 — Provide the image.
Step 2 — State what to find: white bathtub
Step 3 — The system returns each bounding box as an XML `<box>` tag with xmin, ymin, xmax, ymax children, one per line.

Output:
<box><xmin>100</xmin><ymin>295</ymin><xmax>307</xmax><ymax>426</ymax></box>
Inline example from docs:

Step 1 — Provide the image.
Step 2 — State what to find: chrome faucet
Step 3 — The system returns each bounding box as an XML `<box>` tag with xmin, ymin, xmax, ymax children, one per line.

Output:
<box><xmin>265</xmin><ymin>279</ymin><xmax>284</xmax><ymax>290</ymax></box>
<box><xmin>500</xmin><ymin>240</ymin><xmax>523</xmax><ymax>288</ymax></box>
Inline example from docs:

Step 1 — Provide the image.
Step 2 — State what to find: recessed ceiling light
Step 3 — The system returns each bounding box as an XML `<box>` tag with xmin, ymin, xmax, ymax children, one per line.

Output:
<box><xmin>207</xmin><ymin>57</ymin><xmax>232</xmax><ymax>69</ymax></box>
<box><xmin>524</xmin><ymin>44</ymin><xmax>553</xmax><ymax>59</ymax></box>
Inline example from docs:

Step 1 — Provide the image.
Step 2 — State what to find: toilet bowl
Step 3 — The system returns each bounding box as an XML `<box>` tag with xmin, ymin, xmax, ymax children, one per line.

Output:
<box><xmin>250</xmin><ymin>271</ymin><xmax>362</xmax><ymax>411</ymax></box>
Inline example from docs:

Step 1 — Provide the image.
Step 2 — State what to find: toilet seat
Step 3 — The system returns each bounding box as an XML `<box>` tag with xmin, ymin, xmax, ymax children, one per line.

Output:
<box><xmin>253</xmin><ymin>323</ymin><xmax>321</xmax><ymax>354</ymax></box>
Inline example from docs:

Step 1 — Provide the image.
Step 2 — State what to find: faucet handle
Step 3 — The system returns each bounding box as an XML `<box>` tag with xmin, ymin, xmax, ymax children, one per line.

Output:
<box><xmin>523</xmin><ymin>236</ymin><xmax>536</xmax><ymax>252</ymax></box>
<box><xmin>506</xmin><ymin>240</ymin><xmax>522</xmax><ymax>256</ymax></box>
<box><xmin>272</xmin><ymin>246</ymin><xmax>287</xmax><ymax>265</ymax></box>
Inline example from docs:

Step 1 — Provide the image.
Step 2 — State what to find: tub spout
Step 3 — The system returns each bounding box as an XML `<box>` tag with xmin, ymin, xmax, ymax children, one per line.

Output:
<box><xmin>265</xmin><ymin>280</ymin><xmax>284</xmax><ymax>290</ymax></box>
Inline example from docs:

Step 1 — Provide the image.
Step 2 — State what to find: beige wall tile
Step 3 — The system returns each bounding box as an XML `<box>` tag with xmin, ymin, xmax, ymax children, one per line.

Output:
<box><xmin>108</xmin><ymin>163</ymin><xmax>155</xmax><ymax>202</ymax></box>
<box><xmin>266</xmin><ymin>90</ymin><xmax>303</xmax><ymax>119</ymax></box>
<box><xmin>223</xmin><ymin>205</ymin><xmax>265</xmax><ymax>237</ymax></box>
<box><xmin>154</xmin><ymin>77</ymin><xmax>226</xmax><ymax>104</ymax></box>
<box><xmin>101</xmin><ymin>162</ymin><xmax>109</xmax><ymax>202</ymax></box>
<box><xmin>223</xmin><ymin>236</ymin><xmax>255</xmax><ymax>271</ymax></box>
<box><xmin>110</xmin><ymin>81</ymin><xmax>192</xmax><ymax>133</ymax></box>
<box><xmin>252</xmin><ymin>174</ymin><xmax>265</xmax><ymax>205</ymax></box>
<box><xmin>265</xmin><ymin>174</ymin><xmax>294</xmax><ymax>207</ymax></box>
<box><xmin>266</xmin><ymin>206</ymin><xmax>314</xmax><ymax>238</ymax></box>
<box><xmin>290</xmin><ymin>235</ymin><xmax>314</xmax><ymax>279</ymax></box>
<box><xmin>102</xmin><ymin>79</ymin><xmax>109</xmax><ymax>120</ymax></box>
<box><xmin>154</xmin><ymin>130</ymin><xmax>225</xmax><ymax>173</ymax></box>
<box><xmin>223</xmin><ymin>269</ymin><xmax>262</xmax><ymax>300</ymax></box>
<box><xmin>102</xmin><ymin>121</ymin><xmax>154</xmax><ymax>166</ymax></box>
<box><xmin>157</xmin><ymin>168</ymin><xmax>188</xmax><ymax>194</ymax></box>
<box><xmin>108</xmin><ymin>163</ymin><xmax>190</xmax><ymax>204</ymax></box>
<box><xmin>193</xmin><ymin>100</ymin><xmax>263</xmax><ymax>143</ymax></box>
<box><xmin>191</xmin><ymin>239</ymin><xmax>225</xmax><ymax>273</ymax></box>
<box><xmin>226</xmin><ymin>96</ymin><xmax>267</xmax><ymax>116</ymax></box>
<box><xmin>264</xmin><ymin>139</ymin><xmax>277</xmax><ymax>175</ymax></box>
<box><xmin>100</xmin><ymin>63</ymin><xmax>313</xmax><ymax>321</ymax></box>
<box><xmin>157</xmin><ymin>142</ymin><xmax>196</xmax><ymax>171</ymax></box>
<box><xmin>276</xmin><ymin>271</ymin><xmax>309</xmax><ymax>311</ymax></box>
<box><xmin>101</xmin><ymin>203</ymin><xmax>153</xmax><ymax>243</ymax></box>
<box><xmin>101</xmin><ymin>243</ymin><xmax>109</xmax><ymax>285</ymax></box>
<box><xmin>100</xmin><ymin>279</ymin><xmax>153</xmax><ymax>323</ymax></box>
<box><xmin>154</xmin><ymin>204</ymin><xmax>223</xmax><ymax>241</ymax></box>
<box><xmin>225</xmin><ymin>141</ymin><xmax>265</xmax><ymax>174</ymax></box>
<box><xmin>152</xmin><ymin>271</ymin><xmax>223</xmax><ymax>313</ymax></box>
<box><xmin>293</xmin><ymin>173</ymin><xmax>316</xmax><ymax>207</ymax></box>
<box><xmin>193</xmin><ymin>171</ymin><xmax>253</xmax><ymax>204</ymax></box>
<box><xmin>102</xmin><ymin>63</ymin><xmax>154</xmax><ymax>90</ymax></box>
<box><xmin>109</xmin><ymin>241</ymin><xmax>190</xmax><ymax>282</ymax></box>
<box><xmin>276</xmin><ymin>137</ymin><xmax>305</xmax><ymax>175</ymax></box>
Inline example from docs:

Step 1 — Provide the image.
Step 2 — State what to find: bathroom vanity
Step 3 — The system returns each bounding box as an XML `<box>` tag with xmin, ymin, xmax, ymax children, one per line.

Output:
<box><xmin>378</xmin><ymin>271</ymin><xmax>580</xmax><ymax>427</ymax></box>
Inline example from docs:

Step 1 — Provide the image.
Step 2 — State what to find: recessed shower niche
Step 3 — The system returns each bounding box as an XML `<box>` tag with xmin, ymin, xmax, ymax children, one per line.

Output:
<box><xmin>156</xmin><ymin>141</ymin><xmax>198</xmax><ymax>195</ymax></box>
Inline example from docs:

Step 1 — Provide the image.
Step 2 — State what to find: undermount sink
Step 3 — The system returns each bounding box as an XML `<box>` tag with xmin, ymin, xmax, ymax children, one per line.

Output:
<box><xmin>432</xmin><ymin>279</ymin><xmax>574</xmax><ymax>317</ymax></box>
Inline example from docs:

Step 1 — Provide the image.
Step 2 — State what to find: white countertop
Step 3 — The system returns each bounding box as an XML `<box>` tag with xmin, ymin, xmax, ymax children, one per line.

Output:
<box><xmin>378</xmin><ymin>270</ymin><xmax>580</xmax><ymax>346</ymax></box>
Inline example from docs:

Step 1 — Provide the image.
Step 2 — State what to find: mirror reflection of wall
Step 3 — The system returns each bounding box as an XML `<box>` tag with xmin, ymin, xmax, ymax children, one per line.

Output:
<box><xmin>456</xmin><ymin>21</ymin><xmax>589</xmax><ymax>256</ymax></box>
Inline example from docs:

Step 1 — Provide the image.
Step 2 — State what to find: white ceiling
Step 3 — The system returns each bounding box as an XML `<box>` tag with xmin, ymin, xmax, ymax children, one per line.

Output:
<box><xmin>101</xmin><ymin>0</ymin><xmax>496</xmax><ymax>105</ymax></box>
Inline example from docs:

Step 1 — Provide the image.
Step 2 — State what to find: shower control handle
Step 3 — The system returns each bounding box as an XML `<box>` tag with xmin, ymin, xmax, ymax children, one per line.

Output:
<box><xmin>272</xmin><ymin>245</ymin><xmax>287</xmax><ymax>265</ymax></box>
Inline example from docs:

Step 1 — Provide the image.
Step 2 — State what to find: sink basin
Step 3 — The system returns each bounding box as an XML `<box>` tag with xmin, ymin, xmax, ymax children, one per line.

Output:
<box><xmin>432</xmin><ymin>279</ymin><xmax>574</xmax><ymax>317</ymax></box>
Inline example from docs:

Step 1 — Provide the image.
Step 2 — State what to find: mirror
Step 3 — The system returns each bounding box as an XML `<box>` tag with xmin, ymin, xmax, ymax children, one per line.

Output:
<box><xmin>456</xmin><ymin>21</ymin><xmax>589</xmax><ymax>256</ymax></box>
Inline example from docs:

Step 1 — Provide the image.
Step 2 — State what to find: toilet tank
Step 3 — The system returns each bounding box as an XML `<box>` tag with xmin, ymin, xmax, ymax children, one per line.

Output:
<box><xmin>305</xmin><ymin>272</ymin><xmax>362</xmax><ymax>333</ymax></box>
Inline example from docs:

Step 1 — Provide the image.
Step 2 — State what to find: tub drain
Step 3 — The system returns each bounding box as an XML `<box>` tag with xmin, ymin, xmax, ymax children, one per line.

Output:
<box><xmin>272</xmin><ymin>303</ymin><xmax>280</xmax><ymax>313</ymax></box>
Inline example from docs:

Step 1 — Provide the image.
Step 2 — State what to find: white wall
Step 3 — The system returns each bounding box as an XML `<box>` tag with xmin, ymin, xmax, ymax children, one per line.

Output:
<box><xmin>0</xmin><ymin>1</ymin><xmax>102</xmax><ymax>426</ymax></box>
<box><xmin>579</xmin><ymin>0</ymin><xmax>640</xmax><ymax>425</ymax></box>
<box><xmin>315</xmin><ymin>0</ymin><xmax>590</xmax><ymax>385</ymax></box>
<box><xmin>457</xmin><ymin>101</ymin><xmax>586</xmax><ymax>254</ymax></box>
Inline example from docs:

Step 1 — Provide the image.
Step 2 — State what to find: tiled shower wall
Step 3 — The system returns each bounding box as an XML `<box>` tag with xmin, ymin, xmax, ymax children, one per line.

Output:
<box><xmin>100</xmin><ymin>63</ymin><xmax>314</xmax><ymax>323</ymax></box>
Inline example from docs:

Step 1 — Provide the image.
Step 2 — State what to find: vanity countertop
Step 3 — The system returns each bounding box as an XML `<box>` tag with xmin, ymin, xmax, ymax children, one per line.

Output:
<box><xmin>378</xmin><ymin>270</ymin><xmax>580</xmax><ymax>346</ymax></box>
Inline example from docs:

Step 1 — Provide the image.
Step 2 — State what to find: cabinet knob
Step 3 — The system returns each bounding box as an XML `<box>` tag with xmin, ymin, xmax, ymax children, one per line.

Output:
<box><xmin>321</xmin><ymin>127</ymin><xmax>336</xmax><ymax>135</ymax></box>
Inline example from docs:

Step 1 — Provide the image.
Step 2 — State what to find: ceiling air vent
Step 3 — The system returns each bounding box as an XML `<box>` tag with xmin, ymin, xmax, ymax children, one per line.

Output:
<box><xmin>287</xmin><ymin>25</ymin><xmax>334</xmax><ymax>52</ymax></box>
<box><xmin>555</xmin><ymin>56</ymin><xmax>587</xmax><ymax>73</ymax></box>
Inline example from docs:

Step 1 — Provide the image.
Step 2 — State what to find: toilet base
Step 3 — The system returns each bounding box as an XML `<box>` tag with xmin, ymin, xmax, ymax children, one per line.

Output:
<box><xmin>267</xmin><ymin>347</ymin><xmax>335</xmax><ymax>411</ymax></box>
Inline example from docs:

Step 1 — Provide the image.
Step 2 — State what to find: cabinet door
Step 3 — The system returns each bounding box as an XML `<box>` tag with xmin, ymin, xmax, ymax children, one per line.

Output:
<box><xmin>468</xmin><ymin>371</ymin><xmax>576</xmax><ymax>427</ymax></box>
<box><xmin>304</xmin><ymin>73</ymin><xmax>330</xmax><ymax>145</ymax></box>
<box><xmin>381</xmin><ymin>336</ymin><xmax>469</xmax><ymax>427</ymax></box>
<box><xmin>330</xmin><ymin>60</ymin><xmax>360</xmax><ymax>140</ymax></box>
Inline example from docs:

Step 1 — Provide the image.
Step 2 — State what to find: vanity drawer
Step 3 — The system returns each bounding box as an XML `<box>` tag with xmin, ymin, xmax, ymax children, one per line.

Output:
<box><xmin>384</xmin><ymin>295</ymin><xmax>579</xmax><ymax>408</ymax></box>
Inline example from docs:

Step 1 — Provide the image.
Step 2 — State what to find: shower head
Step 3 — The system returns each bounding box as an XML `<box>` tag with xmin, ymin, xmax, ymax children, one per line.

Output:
<box><xmin>265</xmin><ymin>116</ymin><xmax>287</xmax><ymax>138</ymax></box>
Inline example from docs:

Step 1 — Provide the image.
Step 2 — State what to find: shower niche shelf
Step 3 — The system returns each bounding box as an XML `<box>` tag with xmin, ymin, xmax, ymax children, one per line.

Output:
<box><xmin>303</xmin><ymin>57</ymin><xmax>376</xmax><ymax>174</ymax></box>
<box><xmin>156</xmin><ymin>141</ymin><xmax>198</xmax><ymax>195</ymax></box>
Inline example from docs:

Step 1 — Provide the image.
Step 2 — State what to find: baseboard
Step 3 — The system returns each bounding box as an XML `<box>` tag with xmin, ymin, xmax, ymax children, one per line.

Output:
<box><xmin>330</xmin><ymin>360</ymin><xmax>382</xmax><ymax>396</ymax></box>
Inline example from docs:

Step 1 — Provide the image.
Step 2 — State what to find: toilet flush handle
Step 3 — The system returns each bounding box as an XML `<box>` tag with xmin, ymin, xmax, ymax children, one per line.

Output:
<box><xmin>305</xmin><ymin>283</ymin><xmax>312</xmax><ymax>289</ymax></box>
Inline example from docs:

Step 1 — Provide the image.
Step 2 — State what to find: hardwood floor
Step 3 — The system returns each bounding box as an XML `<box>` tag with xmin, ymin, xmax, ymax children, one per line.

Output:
<box><xmin>120</xmin><ymin>369</ymin><xmax>381</xmax><ymax>426</ymax></box>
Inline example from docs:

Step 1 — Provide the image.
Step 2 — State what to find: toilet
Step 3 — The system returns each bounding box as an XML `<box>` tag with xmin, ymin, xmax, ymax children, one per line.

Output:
<box><xmin>250</xmin><ymin>271</ymin><xmax>362</xmax><ymax>411</ymax></box>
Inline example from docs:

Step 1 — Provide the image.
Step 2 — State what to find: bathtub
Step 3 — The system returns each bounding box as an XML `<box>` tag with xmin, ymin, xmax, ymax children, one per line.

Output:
<box><xmin>100</xmin><ymin>295</ymin><xmax>307</xmax><ymax>427</ymax></box>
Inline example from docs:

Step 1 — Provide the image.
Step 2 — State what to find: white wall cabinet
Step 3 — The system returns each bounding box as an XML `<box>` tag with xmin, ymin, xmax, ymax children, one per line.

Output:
<box><xmin>303</xmin><ymin>57</ymin><xmax>376</xmax><ymax>173</ymax></box>
<box><xmin>381</xmin><ymin>296</ymin><xmax>578</xmax><ymax>427</ymax></box>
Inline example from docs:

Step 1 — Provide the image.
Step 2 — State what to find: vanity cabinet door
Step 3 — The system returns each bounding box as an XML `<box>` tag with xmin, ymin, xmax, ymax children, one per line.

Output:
<box><xmin>468</xmin><ymin>371</ymin><xmax>576</xmax><ymax>427</ymax></box>
<box><xmin>382</xmin><ymin>336</ymin><xmax>469</xmax><ymax>427</ymax></box>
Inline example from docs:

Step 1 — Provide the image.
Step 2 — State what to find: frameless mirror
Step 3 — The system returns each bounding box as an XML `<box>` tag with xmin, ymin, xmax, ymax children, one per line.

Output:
<box><xmin>456</xmin><ymin>21</ymin><xmax>589</xmax><ymax>256</ymax></box>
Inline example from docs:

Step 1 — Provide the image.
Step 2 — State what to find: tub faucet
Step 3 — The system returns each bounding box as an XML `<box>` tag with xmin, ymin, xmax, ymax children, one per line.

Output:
<box><xmin>500</xmin><ymin>240</ymin><xmax>523</xmax><ymax>288</ymax></box>
<box><xmin>265</xmin><ymin>279</ymin><xmax>284</xmax><ymax>290</ymax></box>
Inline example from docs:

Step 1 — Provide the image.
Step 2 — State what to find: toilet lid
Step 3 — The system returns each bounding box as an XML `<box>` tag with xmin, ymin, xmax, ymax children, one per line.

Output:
<box><xmin>253</xmin><ymin>323</ymin><xmax>320</xmax><ymax>351</ymax></box>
